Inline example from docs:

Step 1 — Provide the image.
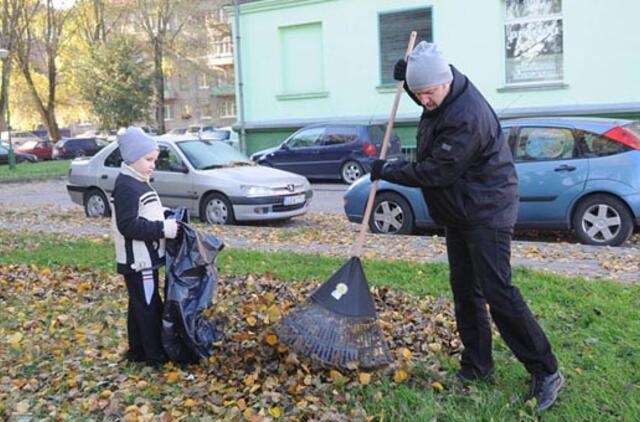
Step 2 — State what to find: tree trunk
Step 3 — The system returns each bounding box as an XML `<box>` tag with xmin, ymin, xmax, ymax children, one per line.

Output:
<box><xmin>0</xmin><ymin>57</ymin><xmax>10</xmax><ymax>131</ymax></box>
<box><xmin>154</xmin><ymin>36</ymin><xmax>165</xmax><ymax>134</ymax></box>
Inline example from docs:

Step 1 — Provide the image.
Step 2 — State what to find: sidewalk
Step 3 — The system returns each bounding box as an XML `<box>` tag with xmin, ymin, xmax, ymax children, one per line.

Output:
<box><xmin>1</xmin><ymin>202</ymin><xmax>638</xmax><ymax>283</ymax></box>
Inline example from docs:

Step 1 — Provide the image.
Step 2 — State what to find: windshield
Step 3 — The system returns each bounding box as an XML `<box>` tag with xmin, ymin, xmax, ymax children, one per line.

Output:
<box><xmin>177</xmin><ymin>140</ymin><xmax>251</xmax><ymax>169</ymax></box>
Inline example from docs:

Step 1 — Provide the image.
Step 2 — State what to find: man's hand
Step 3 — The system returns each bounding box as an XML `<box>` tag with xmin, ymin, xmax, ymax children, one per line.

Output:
<box><xmin>393</xmin><ymin>59</ymin><xmax>407</xmax><ymax>82</ymax></box>
<box><xmin>370</xmin><ymin>159</ymin><xmax>387</xmax><ymax>181</ymax></box>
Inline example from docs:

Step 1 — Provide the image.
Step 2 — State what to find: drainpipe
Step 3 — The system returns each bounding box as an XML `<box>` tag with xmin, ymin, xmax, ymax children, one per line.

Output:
<box><xmin>233</xmin><ymin>0</ymin><xmax>247</xmax><ymax>154</ymax></box>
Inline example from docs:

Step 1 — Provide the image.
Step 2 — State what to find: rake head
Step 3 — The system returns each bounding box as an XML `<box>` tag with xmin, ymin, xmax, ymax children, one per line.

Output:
<box><xmin>276</xmin><ymin>257</ymin><xmax>392</xmax><ymax>369</ymax></box>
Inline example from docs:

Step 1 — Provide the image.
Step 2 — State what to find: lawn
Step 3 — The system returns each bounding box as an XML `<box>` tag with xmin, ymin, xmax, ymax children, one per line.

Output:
<box><xmin>0</xmin><ymin>159</ymin><xmax>70</xmax><ymax>183</ymax></box>
<box><xmin>0</xmin><ymin>231</ymin><xmax>638</xmax><ymax>420</ymax></box>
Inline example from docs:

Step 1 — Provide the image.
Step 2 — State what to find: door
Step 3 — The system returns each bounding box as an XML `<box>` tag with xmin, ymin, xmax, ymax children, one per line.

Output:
<box><xmin>514</xmin><ymin>126</ymin><xmax>588</xmax><ymax>227</ymax></box>
<box><xmin>152</xmin><ymin>144</ymin><xmax>194</xmax><ymax>210</ymax></box>
<box><xmin>99</xmin><ymin>147</ymin><xmax>123</xmax><ymax>196</ymax></box>
<box><xmin>319</xmin><ymin>126</ymin><xmax>360</xmax><ymax>177</ymax></box>
<box><xmin>268</xmin><ymin>127</ymin><xmax>325</xmax><ymax>176</ymax></box>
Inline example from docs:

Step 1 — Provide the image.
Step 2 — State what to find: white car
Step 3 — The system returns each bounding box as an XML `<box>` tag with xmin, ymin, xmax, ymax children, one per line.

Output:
<box><xmin>66</xmin><ymin>135</ymin><xmax>312</xmax><ymax>225</ymax></box>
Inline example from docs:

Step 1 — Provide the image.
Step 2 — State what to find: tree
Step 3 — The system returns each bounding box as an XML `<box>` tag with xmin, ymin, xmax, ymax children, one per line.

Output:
<box><xmin>78</xmin><ymin>34</ymin><xmax>153</xmax><ymax>130</ymax></box>
<box><xmin>133</xmin><ymin>0</ymin><xmax>195</xmax><ymax>134</ymax></box>
<box><xmin>14</xmin><ymin>0</ymin><xmax>73</xmax><ymax>140</ymax></box>
<box><xmin>0</xmin><ymin>0</ymin><xmax>23</xmax><ymax>131</ymax></box>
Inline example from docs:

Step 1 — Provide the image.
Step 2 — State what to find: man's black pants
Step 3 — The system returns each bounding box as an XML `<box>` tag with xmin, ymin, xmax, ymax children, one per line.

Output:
<box><xmin>123</xmin><ymin>269</ymin><xmax>167</xmax><ymax>363</ymax></box>
<box><xmin>446</xmin><ymin>226</ymin><xmax>558</xmax><ymax>375</ymax></box>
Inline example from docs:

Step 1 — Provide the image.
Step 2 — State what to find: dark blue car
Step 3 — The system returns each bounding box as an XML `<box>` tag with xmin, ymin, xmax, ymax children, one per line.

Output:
<box><xmin>251</xmin><ymin>123</ymin><xmax>402</xmax><ymax>184</ymax></box>
<box><xmin>344</xmin><ymin>117</ymin><xmax>640</xmax><ymax>246</ymax></box>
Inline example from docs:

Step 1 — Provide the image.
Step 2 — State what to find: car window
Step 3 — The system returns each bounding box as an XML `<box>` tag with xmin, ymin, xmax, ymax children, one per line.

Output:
<box><xmin>368</xmin><ymin>125</ymin><xmax>387</xmax><ymax>144</ymax></box>
<box><xmin>515</xmin><ymin>127</ymin><xmax>576</xmax><ymax>162</ymax></box>
<box><xmin>156</xmin><ymin>145</ymin><xmax>185</xmax><ymax>172</ymax></box>
<box><xmin>576</xmin><ymin>129</ymin><xmax>630</xmax><ymax>157</ymax></box>
<box><xmin>177</xmin><ymin>140</ymin><xmax>250</xmax><ymax>169</ymax></box>
<box><xmin>104</xmin><ymin>147</ymin><xmax>123</xmax><ymax>168</ymax></box>
<box><xmin>287</xmin><ymin>127</ymin><xmax>324</xmax><ymax>148</ymax></box>
<box><xmin>0</xmin><ymin>145</ymin><xmax>7</xmax><ymax>154</ymax></box>
<box><xmin>323</xmin><ymin>126</ymin><xmax>358</xmax><ymax>146</ymax></box>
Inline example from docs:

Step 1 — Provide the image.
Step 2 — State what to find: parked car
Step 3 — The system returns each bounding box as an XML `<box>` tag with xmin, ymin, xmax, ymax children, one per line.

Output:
<box><xmin>201</xmin><ymin>126</ymin><xmax>239</xmax><ymax>150</ymax></box>
<box><xmin>1</xmin><ymin>131</ymin><xmax>44</xmax><ymax>146</ymax></box>
<box><xmin>343</xmin><ymin>117</ymin><xmax>640</xmax><ymax>246</ymax></box>
<box><xmin>53</xmin><ymin>137</ymin><xmax>106</xmax><ymax>159</ymax></box>
<box><xmin>187</xmin><ymin>125</ymin><xmax>215</xmax><ymax>135</ymax></box>
<box><xmin>66</xmin><ymin>136</ymin><xmax>312</xmax><ymax>225</ymax></box>
<box><xmin>166</xmin><ymin>128</ymin><xmax>188</xmax><ymax>135</ymax></box>
<box><xmin>0</xmin><ymin>144</ymin><xmax>37</xmax><ymax>164</ymax></box>
<box><xmin>15</xmin><ymin>140</ymin><xmax>55</xmax><ymax>160</ymax></box>
<box><xmin>251</xmin><ymin>123</ymin><xmax>403</xmax><ymax>184</ymax></box>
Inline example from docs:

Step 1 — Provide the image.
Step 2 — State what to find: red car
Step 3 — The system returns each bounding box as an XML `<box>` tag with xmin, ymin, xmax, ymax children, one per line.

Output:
<box><xmin>15</xmin><ymin>140</ymin><xmax>54</xmax><ymax>160</ymax></box>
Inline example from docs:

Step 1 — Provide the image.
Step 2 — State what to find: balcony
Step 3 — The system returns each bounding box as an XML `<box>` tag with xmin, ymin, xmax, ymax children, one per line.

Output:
<box><xmin>210</xmin><ymin>84</ymin><xmax>235</xmax><ymax>96</ymax></box>
<box><xmin>208</xmin><ymin>40</ymin><xmax>233</xmax><ymax>66</ymax></box>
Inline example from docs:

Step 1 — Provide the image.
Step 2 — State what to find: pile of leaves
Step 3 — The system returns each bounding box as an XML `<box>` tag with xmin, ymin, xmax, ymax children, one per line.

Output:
<box><xmin>0</xmin><ymin>264</ymin><xmax>464</xmax><ymax>420</ymax></box>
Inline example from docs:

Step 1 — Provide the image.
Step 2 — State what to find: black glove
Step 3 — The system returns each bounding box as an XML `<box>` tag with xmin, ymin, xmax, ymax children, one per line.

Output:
<box><xmin>370</xmin><ymin>159</ymin><xmax>387</xmax><ymax>181</ymax></box>
<box><xmin>393</xmin><ymin>59</ymin><xmax>407</xmax><ymax>82</ymax></box>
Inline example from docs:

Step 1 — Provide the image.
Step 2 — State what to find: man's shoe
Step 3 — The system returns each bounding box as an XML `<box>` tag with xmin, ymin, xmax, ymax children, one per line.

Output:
<box><xmin>124</xmin><ymin>350</ymin><xmax>145</xmax><ymax>363</ymax></box>
<box><xmin>527</xmin><ymin>371</ymin><xmax>565</xmax><ymax>411</ymax></box>
<box><xmin>456</xmin><ymin>365</ymin><xmax>495</xmax><ymax>383</ymax></box>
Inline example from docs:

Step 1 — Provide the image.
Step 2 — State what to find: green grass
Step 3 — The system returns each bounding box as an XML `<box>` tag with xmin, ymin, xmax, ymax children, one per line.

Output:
<box><xmin>1</xmin><ymin>230</ymin><xmax>638</xmax><ymax>420</ymax></box>
<box><xmin>0</xmin><ymin>159</ymin><xmax>70</xmax><ymax>182</ymax></box>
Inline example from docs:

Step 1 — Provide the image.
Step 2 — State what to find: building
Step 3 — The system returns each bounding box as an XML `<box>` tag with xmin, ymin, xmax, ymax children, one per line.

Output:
<box><xmin>162</xmin><ymin>1</ymin><xmax>237</xmax><ymax>132</ymax></box>
<box><xmin>230</xmin><ymin>0</ymin><xmax>640</xmax><ymax>154</ymax></box>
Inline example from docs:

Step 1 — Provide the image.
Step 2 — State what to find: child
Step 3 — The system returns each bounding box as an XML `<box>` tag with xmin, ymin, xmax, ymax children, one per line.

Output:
<box><xmin>111</xmin><ymin>126</ymin><xmax>179</xmax><ymax>366</ymax></box>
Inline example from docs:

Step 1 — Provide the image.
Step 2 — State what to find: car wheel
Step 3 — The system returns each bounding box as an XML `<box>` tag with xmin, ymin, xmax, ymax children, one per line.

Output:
<box><xmin>341</xmin><ymin>160</ymin><xmax>363</xmax><ymax>184</ymax></box>
<box><xmin>572</xmin><ymin>194</ymin><xmax>633</xmax><ymax>246</ymax></box>
<box><xmin>369</xmin><ymin>192</ymin><xmax>414</xmax><ymax>235</ymax></box>
<box><xmin>84</xmin><ymin>189</ymin><xmax>110</xmax><ymax>218</ymax></box>
<box><xmin>200</xmin><ymin>192</ymin><xmax>235</xmax><ymax>225</ymax></box>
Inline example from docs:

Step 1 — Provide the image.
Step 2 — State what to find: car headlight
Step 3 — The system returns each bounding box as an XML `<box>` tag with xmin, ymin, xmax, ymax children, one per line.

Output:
<box><xmin>241</xmin><ymin>185</ymin><xmax>277</xmax><ymax>197</ymax></box>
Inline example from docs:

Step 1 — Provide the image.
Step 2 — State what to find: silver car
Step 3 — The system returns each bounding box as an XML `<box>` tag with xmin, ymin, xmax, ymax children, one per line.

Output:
<box><xmin>66</xmin><ymin>136</ymin><xmax>312</xmax><ymax>224</ymax></box>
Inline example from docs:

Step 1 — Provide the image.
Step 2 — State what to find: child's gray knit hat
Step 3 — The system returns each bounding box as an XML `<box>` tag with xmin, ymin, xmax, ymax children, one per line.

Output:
<box><xmin>406</xmin><ymin>41</ymin><xmax>453</xmax><ymax>91</ymax></box>
<box><xmin>117</xmin><ymin>126</ymin><xmax>158</xmax><ymax>164</ymax></box>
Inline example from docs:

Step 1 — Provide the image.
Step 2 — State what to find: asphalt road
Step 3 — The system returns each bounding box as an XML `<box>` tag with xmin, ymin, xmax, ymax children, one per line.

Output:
<box><xmin>0</xmin><ymin>179</ymin><xmax>349</xmax><ymax>214</ymax></box>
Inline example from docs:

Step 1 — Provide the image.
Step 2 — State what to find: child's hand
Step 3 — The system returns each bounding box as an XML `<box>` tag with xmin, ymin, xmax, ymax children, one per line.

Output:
<box><xmin>163</xmin><ymin>218</ymin><xmax>179</xmax><ymax>239</ymax></box>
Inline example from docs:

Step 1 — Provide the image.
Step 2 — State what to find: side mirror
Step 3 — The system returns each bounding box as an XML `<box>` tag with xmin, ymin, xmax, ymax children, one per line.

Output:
<box><xmin>170</xmin><ymin>162</ymin><xmax>189</xmax><ymax>173</ymax></box>
<box><xmin>281</xmin><ymin>143</ymin><xmax>290</xmax><ymax>150</ymax></box>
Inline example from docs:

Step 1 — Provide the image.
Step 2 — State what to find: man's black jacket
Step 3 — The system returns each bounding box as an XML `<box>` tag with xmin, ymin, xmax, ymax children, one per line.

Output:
<box><xmin>381</xmin><ymin>66</ymin><xmax>519</xmax><ymax>228</ymax></box>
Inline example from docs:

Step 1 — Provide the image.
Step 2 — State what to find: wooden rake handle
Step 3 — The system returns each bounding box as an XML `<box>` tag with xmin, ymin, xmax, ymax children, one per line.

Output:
<box><xmin>352</xmin><ymin>31</ymin><xmax>417</xmax><ymax>257</ymax></box>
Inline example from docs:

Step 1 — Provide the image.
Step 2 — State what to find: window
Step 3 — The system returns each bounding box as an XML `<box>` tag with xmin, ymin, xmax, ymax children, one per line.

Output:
<box><xmin>287</xmin><ymin>127</ymin><xmax>324</xmax><ymax>148</ymax></box>
<box><xmin>164</xmin><ymin>105</ymin><xmax>173</xmax><ymax>121</ymax></box>
<box><xmin>201</xmin><ymin>103</ymin><xmax>212</xmax><ymax>119</ymax></box>
<box><xmin>182</xmin><ymin>103</ymin><xmax>192</xmax><ymax>119</ymax></box>
<box><xmin>178</xmin><ymin>74</ymin><xmax>188</xmax><ymax>91</ymax></box>
<box><xmin>219</xmin><ymin>98</ymin><xmax>236</xmax><ymax>118</ymax></box>
<box><xmin>199</xmin><ymin>73</ymin><xmax>209</xmax><ymax>89</ymax></box>
<box><xmin>576</xmin><ymin>130</ymin><xmax>630</xmax><ymax>157</ymax></box>
<box><xmin>104</xmin><ymin>148</ymin><xmax>123</xmax><ymax>168</ymax></box>
<box><xmin>505</xmin><ymin>0</ymin><xmax>563</xmax><ymax>85</ymax></box>
<box><xmin>515</xmin><ymin>127</ymin><xmax>575</xmax><ymax>162</ymax></box>
<box><xmin>279</xmin><ymin>22</ymin><xmax>324</xmax><ymax>94</ymax></box>
<box><xmin>155</xmin><ymin>145</ymin><xmax>185</xmax><ymax>172</ymax></box>
<box><xmin>379</xmin><ymin>8</ymin><xmax>432</xmax><ymax>85</ymax></box>
<box><xmin>323</xmin><ymin>126</ymin><xmax>358</xmax><ymax>146</ymax></box>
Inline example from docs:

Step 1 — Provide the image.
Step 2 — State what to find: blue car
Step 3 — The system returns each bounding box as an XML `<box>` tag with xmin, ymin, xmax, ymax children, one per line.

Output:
<box><xmin>344</xmin><ymin>117</ymin><xmax>640</xmax><ymax>246</ymax></box>
<box><xmin>251</xmin><ymin>123</ymin><xmax>402</xmax><ymax>184</ymax></box>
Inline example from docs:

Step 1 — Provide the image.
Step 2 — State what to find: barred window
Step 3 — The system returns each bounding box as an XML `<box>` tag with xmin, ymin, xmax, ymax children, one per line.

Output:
<box><xmin>378</xmin><ymin>8</ymin><xmax>432</xmax><ymax>85</ymax></box>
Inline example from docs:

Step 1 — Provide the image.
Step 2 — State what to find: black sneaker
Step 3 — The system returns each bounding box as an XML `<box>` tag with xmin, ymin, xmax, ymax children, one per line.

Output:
<box><xmin>527</xmin><ymin>371</ymin><xmax>565</xmax><ymax>411</ymax></box>
<box><xmin>456</xmin><ymin>365</ymin><xmax>495</xmax><ymax>383</ymax></box>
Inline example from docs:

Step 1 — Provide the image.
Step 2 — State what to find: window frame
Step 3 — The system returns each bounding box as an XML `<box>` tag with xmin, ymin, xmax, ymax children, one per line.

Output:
<box><xmin>503</xmin><ymin>0</ymin><xmax>564</xmax><ymax>87</ymax></box>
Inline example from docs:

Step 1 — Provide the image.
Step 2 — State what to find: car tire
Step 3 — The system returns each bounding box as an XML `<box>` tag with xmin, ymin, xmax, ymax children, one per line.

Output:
<box><xmin>572</xmin><ymin>194</ymin><xmax>633</xmax><ymax>246</ymax></box>
<box><xmin>341</xmin><ymin>160</ymin><xmax>364</xmax><ymax>184</ymax></box>
<box><xmin>369</xmin><ymin>192</ymin><xmax>415</xmax><ymax>235</ymax></box>
<box><xmin>84</xmin><ymin>189</ymin><xmax>111</xmax><ymax>218</ymax></box>
<box><xmin>200</xmin><ymin>192</ymin><xmax>235</xmax><ymax>225</ymax></box>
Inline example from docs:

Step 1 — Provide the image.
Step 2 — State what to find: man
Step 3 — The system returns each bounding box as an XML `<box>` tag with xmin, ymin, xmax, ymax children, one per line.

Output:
<box><xmin>371</xmin><ymin>42</ymin><xmax>564</xmax><ymax>411</ymax></box>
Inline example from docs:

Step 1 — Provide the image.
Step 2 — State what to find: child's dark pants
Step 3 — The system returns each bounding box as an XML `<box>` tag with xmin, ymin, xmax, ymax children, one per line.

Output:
<box><xmin>123</xmin><ymin>269</ymin><xmax>167</xmax><ymax>364</ymax></box>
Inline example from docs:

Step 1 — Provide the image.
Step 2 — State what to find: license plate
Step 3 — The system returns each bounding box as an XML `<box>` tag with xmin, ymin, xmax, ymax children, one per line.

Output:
<box><xmin>283</xmin><ymin>194</ymin><xmax>305</xmax><ymax>206</ymax></box>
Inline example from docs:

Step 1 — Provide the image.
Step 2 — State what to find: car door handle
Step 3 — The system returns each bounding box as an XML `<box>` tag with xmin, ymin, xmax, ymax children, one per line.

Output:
<box><xmin>554</xmin><ymin>165</ymin><xmax>576</xmax><ymax>172</ymax></box>
<box><xmin>101</xmin><ymin>174</ymin><xmax>108</xmax><ymax>179</ymax></box>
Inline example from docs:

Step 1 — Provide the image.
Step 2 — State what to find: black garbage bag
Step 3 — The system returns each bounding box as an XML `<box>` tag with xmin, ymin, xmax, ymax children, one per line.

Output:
<box><xmin>162</xmin><ymin>207</ymin><xmax>224</xmax><ymax>363</ymax></box>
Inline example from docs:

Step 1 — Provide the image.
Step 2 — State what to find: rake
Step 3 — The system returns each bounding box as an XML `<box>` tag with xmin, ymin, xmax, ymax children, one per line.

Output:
<box><xmin>276</xmin><ymin>32</ymin><xmax>417</xmax><ymax>369</ymax></box>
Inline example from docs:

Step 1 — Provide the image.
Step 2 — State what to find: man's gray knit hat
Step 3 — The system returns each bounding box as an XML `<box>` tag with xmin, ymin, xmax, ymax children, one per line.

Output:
<box><xmin>117</xmin><ymin>126</ymin><xmax>158</xmax><ymax>164</ymax></box>
<box><xmin>406</xmin><ymin>41</ymin><xmax>453</xmax><ymax>91</ymax></box>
